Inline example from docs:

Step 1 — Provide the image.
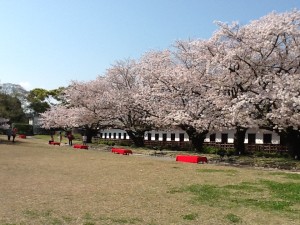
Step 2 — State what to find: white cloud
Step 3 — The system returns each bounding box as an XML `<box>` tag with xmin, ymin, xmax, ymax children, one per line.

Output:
<box><xmin>19</xmin><ymin>81</ymin><xmax>31</xmax><ymax>91</ymax></box>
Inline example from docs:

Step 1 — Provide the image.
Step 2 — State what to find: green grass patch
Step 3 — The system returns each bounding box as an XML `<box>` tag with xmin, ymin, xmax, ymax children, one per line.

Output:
<box><xmin>23</xmin><ymin>209</ymin><xmax>53</xmax><ymax>219</ymax></box>
<box><xmin>186</xmin><ymin>184</ymin><xmax>227</xmax><ymax>202</ymax></box>
<box><xmin>83</xmin><ymin>222</ymin><xmax>95</xmax><ymax>225</ymax></box>
<box><xmin>110</xmin><ymin>217</ymin><xmax>141</xmax><ymax>224</ymax></box>
<box><xmin>23</xmin><ymin>209</ymin><xmax>40</xmax><ymax>219</ymax></box>
<box><xmin>1</xmin><ymin>223</ymin><xmax>18</xmax><ymax>225</ymax></box>
<box><xmin>261</xmin><ymin>180</ymin><xmax>300</xmax><ymax>202</ymax></box>
<box><xmin>284</xmin><ymin>173</ymin><xmax>300</xmax><ymax>180</ymax></box>
<box><xmin>270</xmin><ymin>172</ymin><xmax>300</xmax><ymax>180</ymax></box>
<box><xmin>61</xmin><ymin>216</ymin><xmax>73</xmax><ymax>223</ymax></box>
<box><xmin>197</xmin><ymin>168</ymin><xmax>236</xmax><ymax>173</ymax></box>
<box><xmin>175</xmin><ymin>180</ymin><xmax>300</xmax><ymax>216</ymax></box>
<box><xmin>50</xmin><ymin>218</ymin><xmax>63</xmax><ymax>225</ymax></box>
<box><xmin>225</xmin><ymin>213</ymin><xmax>241</xmax><ymax>223</ymax></box>
<box><xmin>224</xmin><ymin>182</ymin><xmax>264</xmax><ymax>192</ymax></box>
<box><xmin>83</xmin><ymin>212</ymin><xmax>94</xmax><ymax>220</ymax></box>
<box><xmin>241</xmin><ymin>199</ymin><xmax>293</xmax><ymax>211</ymax></box>
<box><xmin>182</xmin><ymin>213</ymin><xmax>198</xmax><ymax>221</ymax></box>
<box><xmin>197</xmin><ymin>168</ymin><xmax>238</xmax><ymax>175</ymax></box>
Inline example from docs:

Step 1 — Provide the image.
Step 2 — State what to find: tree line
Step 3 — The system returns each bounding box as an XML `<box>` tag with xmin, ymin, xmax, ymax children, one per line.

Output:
<box><xmin>39</xmin><ymin>10</ymin><xmax>300</xmax><ymax>158</ymax></box>
<box><xmin>0</xmin><ymin>83</ymin><xmax>63</xmax><ymax>130</ymax></box>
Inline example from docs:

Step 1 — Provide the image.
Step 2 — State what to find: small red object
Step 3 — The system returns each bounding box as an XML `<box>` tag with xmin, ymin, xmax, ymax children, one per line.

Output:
<box><xmin>50</xmin><ymin>141</ymin><xmax>60</xmax><ymax>146</ymax></box>
<box><xmin>111</xmin><ymin>148</ymin><xmax>132</xmax><ymax>155</ymax></box>
<box><xmin>73</xmin><ymin>144</ymin><xmax>88</xmax><ymax>149</ymax></box>
<box><xmin>176</xmin><ymin>155</ymin><xmax>207</xmax><ymax>164</ymax></box>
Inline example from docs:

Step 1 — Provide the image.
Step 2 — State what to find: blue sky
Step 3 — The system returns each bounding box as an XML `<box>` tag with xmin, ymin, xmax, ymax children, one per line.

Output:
<box><xmin>0</xmin><ymin>0</ymin><xmax>299</xmax><ymax>91</ymax></box>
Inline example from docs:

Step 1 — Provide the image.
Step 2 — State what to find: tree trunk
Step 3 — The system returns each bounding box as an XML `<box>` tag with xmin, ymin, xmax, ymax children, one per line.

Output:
<box><xmin>180</xmin><ymin>125</ymin><xmax>208</xmax><ymax>152</ymax></box>
<box><xmin>283</xmin><ymin>127</ymin><xmax>300</xmax><ymax>159</ymax></box>
<box><xmin>126</xmin><ymin>130</ymin><xmax>145</xmax><ymax>147</ymax></box>
<box><xmin>234</xmin><ymin>127</ymin><xmax>247</xmax><ymax>155</ymax></box>
<box><xmin>82</xmin><ymin>126</ymin><xmax>97</xmax><ymax>143</ymax></box>
<box><xmin>85</xmin><ymin>128</ymin><xmax>93</xmax><ymax>143</ymax></box>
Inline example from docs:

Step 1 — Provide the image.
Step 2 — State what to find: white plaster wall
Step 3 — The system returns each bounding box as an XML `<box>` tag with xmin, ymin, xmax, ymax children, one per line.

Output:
<box><xmin>99</xmin><ymin>129</ymin><xmax>130</xmax><ymax>140</ymax></box>
<box><xmin>272</xmin><ymin>133</ymin><xmax>280</xmax><ymax>144</ymax></box>
<box><xmin>228</xmin><ymin>130</ymin><xmax>234</xmax><ymax>143</ymax></box>
<box><xmin>100</xmin><ymin>128</ymin><xmax>280</xmax><ymax>144</ymax></box>
<box><xmin>214</xmin><ymin>130</ymin><xmax>235</xmax><ymax>143</ymax></box>
<box><xmin>207</xmin><ymin>128</ymin><xmax>281</xmax><ymax>145</ymax></box>
<box><xmin>144</xmin><ymin>130</ymin><xmax>189</xmax><ymax>142</ymax></box>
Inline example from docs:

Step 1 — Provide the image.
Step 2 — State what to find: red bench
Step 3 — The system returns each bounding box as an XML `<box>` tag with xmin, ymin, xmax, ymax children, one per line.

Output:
<box><xmin>73</xmin><ymin>144</ymin><xmax>89</xmax><ymax>149</ymax></box>
<box><xmin>176</xmin><ymin>155</ymin><xmax>207</xmax><ymax>164</ymax></box>
<box><xmin>49</xmin><ymin>141</ymin><xmax>61</xmax><ymax>146</ymax></box>
<box><xmin>19</xmin><ymin>134</ymin><xmax>26</xmax><ymax>139</ymax></box>
<box><xmin>111</xmin><ymin>148</ymin><xmax>132</xmax><ymax>155</ymax></box>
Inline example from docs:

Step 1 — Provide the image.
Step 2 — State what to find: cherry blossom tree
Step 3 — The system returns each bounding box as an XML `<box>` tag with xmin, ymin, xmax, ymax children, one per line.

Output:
<box><xmin>40</xmin><ymin>9</ymin><xmax>300</xmax><ymax>157</ymax></box>
<box><xmin>40</xmin><ymin>77</ymin><xmax>113</xmax><ymax>143</ymax></box>
<box><xmin>105</xmin><ymin>59</ymin><xmax>155</xmax><ymax>147</ymax></box>
<box><xmin>213</xmin><ymin>10</ymin><xmax>300</xmax><ymax>156</ymax></box>
<box><xmin>139</xmin><ymin>47</ymin><xmax>223</xmax><ymax>151</ymax></box>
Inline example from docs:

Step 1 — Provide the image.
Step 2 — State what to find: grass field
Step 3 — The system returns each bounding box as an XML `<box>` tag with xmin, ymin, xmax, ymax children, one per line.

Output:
<box><xmin>0</xmin><ymin>135</ymin><xmax>300</xmax><ymax>225</ymax></box>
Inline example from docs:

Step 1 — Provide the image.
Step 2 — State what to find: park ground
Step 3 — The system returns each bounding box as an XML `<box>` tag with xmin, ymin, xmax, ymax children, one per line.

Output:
<box><xmin>0</xmin><ymin>135</ymin><xmax>300</xmax><ymax>225</ymax></box>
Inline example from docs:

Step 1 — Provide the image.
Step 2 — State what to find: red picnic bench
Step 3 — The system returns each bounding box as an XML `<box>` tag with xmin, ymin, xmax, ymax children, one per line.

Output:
<box><xmin>176</xmin><ymin>155</ymin><xmax>208</xmax><ymax>164</ymax></box>
<box><xmin>73</xmin><ymin>144</ymin><xmax>89</xmax><ymax>149</ymax></box>
<box><xmin>49</xmin><ymin>141</ymin><xmax>61</xmax><ymax>146</ymax></box>
<box><xmin>111</xmin><ymin>148</ymin><xmax>133</xmax><ymax>155</ymax></box>
<box><xmin>19</xmin><ymin>134</ymin><xmax>26</xmax><ymax>139</ymax></box>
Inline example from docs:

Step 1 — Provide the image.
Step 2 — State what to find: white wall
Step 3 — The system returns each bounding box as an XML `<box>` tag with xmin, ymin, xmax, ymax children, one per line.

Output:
<box><xmin>99</xmin><ymin>129</ymin><xmax>130</xmax><ymax>140</ymax></box>
<box><xmin>206</xmin><ymin>128</ymin><xmax>280</xmax><ymax>144</ymax></box>
<box><xmin>100</xmin><ymin>128</ymin><xmax>280</xmax><ymax>145</ymax></box>
<box><xmin>144</xmin><ymin>130</ymin><xmax>189</xmax><ymax>142</ymax></box>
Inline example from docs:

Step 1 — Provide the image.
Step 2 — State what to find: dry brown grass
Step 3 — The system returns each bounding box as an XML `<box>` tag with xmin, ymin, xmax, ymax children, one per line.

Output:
<box><xmin>0</xmin><ymin>135</ymin><xmax>300</xmax><ymax>225</ymax></box>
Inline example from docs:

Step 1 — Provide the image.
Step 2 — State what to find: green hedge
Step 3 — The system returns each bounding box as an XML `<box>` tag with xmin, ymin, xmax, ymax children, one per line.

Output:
<box><xmin>98</xmin><ymin>140</ymin><xmax>116</xmax><ymax>146</ymax></box>
<box><xmin>12</xmin><ymin>123</ymin><xmax>33</xmax><ymax>135</ymax></box>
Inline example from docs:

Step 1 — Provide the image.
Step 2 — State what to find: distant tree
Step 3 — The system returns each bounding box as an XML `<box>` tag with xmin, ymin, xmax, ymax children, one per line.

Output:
<box><xmin>0</xmin><ymin>83</ymin><xmax>28</xmax><ymax>108</ymax></box>
<box><xmin>0</xmin><ymin>117</ymin><xmax>9</xmax><ymax>129</ymax></box>
<box><xmin>27</xmin><ymin>87</ymin><xmax>64</xmax><ymax>114</ymax></box>
<box><xmin>0</xmin><ymin>93</ymin><xmax>26</xmax><ymax>123</ymax></box>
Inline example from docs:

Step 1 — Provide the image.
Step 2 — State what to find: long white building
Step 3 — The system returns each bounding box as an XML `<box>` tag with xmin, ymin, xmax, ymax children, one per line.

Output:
<box><xmin>98</xmin><ymin>128</ymin><xmax>281</xmax><ymax>145</ymax></box>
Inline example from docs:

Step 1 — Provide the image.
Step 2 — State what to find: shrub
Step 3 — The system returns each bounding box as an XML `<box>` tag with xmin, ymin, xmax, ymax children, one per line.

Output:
<box><xmin>97</xmin><ymin>140</ymin><xmax>115</xmax><ymax>146</ymax></box>
<box><xmin>119</xmin><ymin>141</ymin><xmax>131</xmax><ymax>146</ymax></box>
<box><xmin>72</xmin><ymin>133</ymin><xmax>82</xmax><ymax>141</ymax></box>
<box><xmin>217</xmin><ymin>149</ymin><xmax>227</xmax><ymax>158</ymax></box>
<box><xmin>12</xmin><ymin>123</ymin><xmax>33</xmax><ymax>135</ymax></box>
<box><xmin>226</xmin><ymin>149</ymin><xmax>235</xmax><ymax>157</ymax></box>
<box><xmin>202</xmin><ymin>146</ymin><xmax>219</xmax><ymax>154</ymax></box>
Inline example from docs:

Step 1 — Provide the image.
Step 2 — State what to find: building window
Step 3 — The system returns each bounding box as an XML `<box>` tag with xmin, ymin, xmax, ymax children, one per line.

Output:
<box><xmin>104</xmin><ymin>133</ymin><xmax>107</xmax><ymax>139</ymax></box>
<box><xmin>263</xmin><ymin>134</ymin><xmax>272</xmax><ymax>144</ymax></box>
<box><xmin>118</xmin><ymin>133</ymin><xmax>121</xmax><ymax>139</ymax></box>
<box><xmin>162</xmin><ymin>133</ymin><xmax>167</xmax><ymax>142</ymax></box>
<box><xmin>113</xmin><ymin>133</ymin><xmax>116</xmax><ymax>139</ymax></box>
<box><xmin>248</xmin><ymin>133</ymin><xmax>256</xmax><ymax>144</ymax></box>
<box><xmin>210</xmin><ymin>133</ymin><xmax>216</xmax><ymax>142</ymax></box>
<box><xmin>123</xmin><ymin>133</ymin><xmax>127</xmax><ymax>140</ymax></box>
<box><xmin>109</xmin><ymin>133</ymin><xmax>111</xmax><ymax>139</ymax></box>
<box><xmin>147</xmin><ymin>133</ymin><xmax>152</xmax><ymax>141</ymax></box>
<box><xmin>171</xmin><ymin>133</ymin><xmax>175</xmax><ymax>141</ymax></box>
<box><xmin>179</xmin><ymin>133</ymin><xmax>184</xmax><ymax>142</ymax></box>
<box><xmin>280</xmin><ymin>135</ymin><xmax>287</xmax><ymax>145</ymax></box>
<box><xmin>100</xmin><ymin>133</ymin><xmax>103</xmax><ymax>138</ymax></box>
<box><xmin>155</xmin><ymin>133</ymin><xmax>159</xmax><ymax>141</ymax></box>
<box><xmin>221</xmin><ymin>133</ymin><xmax>228</xmax><ymax>144</ymax></box>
